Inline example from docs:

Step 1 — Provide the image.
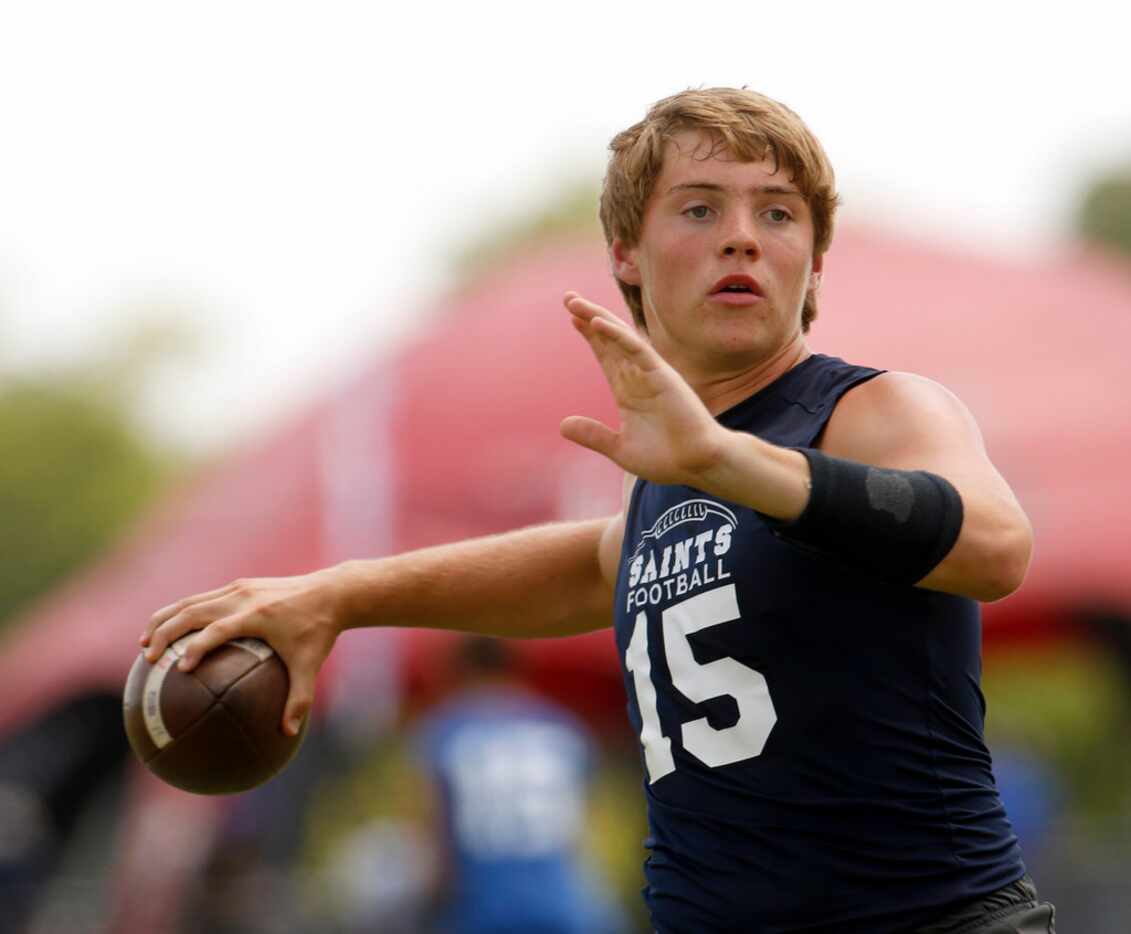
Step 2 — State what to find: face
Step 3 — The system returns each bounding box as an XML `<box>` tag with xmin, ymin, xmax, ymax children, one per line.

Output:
<box><xmin>613</xmin><ymin>131</ymin><xmax>822</xmax><ymax>377</ymax></box>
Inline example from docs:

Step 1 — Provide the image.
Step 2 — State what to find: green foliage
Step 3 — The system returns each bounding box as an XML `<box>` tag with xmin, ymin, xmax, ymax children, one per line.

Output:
<box><xmin>0</xmin><ymin>377</ymin><xmax>168</xmax><ymax>630</ymax></box>
<box><xmin>1076</xmin><ymin>168</ymin><xmax>1131</xmax><ymax>258</ymax></box>
<box><xmin>984</xmin><ymin>645</ymin><xmax>1131</xmax><ymax>821</ymax></box>
<box><xmin>0</xmin><ymin>312</ymin><xmax>197</xmax><ymax>635</ymax></box>
<box><xmin>455</xmin><ymin>178</ymin><xmax>602</xmax><ymax>277</ymax></box>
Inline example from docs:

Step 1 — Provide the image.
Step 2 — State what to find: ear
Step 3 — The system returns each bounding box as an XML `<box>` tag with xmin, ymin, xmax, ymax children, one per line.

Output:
<box><xmin>610</xmin><ymin>238</ymin><xmax>642</xmax><ymax>287</ymax></box>
<box><xmin>809</xmin><ymin>252</ymin><xmax>824</xmax><ymax>291</ymax></box>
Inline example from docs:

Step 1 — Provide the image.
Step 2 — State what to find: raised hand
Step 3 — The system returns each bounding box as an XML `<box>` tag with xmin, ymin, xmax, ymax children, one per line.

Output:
<box><xmin>140</xmin><ymin>568</ymin><xmax>348</xmax><ymax>735</ymax></box>
<box><xmin>559</xmin><ymin>292</ymin><xmax>727</xmax><ymax>486</ymax></box>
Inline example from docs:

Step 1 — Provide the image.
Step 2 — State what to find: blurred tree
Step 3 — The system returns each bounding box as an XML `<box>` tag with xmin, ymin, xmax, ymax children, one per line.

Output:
<box><xmin>0</xmin><ymin>380</ymin><xmax>164</xmax><ymax>633</ymax></box>
<box><xmin>455</xmin><ymin>178</ymin><xmax>601</xmax><ymax>276</ymax></box>
<box><xmin>1076</xmin><ymin>166</ymin><xmax>1131</xmax><ymax>258</ymax></box>
<box><xmin>0</xmin><ymin>313</ymin><xmax>198</xmax><ymax>634</ymax></box>
<box><xmin>983</xmin><ymin>644</ymin><xmax>1131</xmax><ymax>822</ymax></box>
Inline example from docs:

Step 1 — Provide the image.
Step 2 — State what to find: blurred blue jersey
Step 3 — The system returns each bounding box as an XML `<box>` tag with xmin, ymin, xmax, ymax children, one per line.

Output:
<box><xmin>416</xmin><ymin>687</ymin><xmax>624</xmax><ymax>934</ymax></box>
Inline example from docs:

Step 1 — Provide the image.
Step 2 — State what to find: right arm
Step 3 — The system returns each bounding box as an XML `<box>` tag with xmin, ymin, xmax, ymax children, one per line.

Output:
<box><xmin>141</xmin><ymin>514</ymin><xmax>625</xmax><ymax>735</ymax></box>
<box><xmin>336</xmin><ymin>516</ymin><xmax>624</xmax><ymax>639</ymax></box>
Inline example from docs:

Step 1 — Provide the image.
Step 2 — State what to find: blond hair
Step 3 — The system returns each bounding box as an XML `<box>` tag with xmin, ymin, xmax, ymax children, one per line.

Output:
<box><xmin>599</xmin><ymin>88</ymin><xmax>838</xmax><ymax>332</ymax></box>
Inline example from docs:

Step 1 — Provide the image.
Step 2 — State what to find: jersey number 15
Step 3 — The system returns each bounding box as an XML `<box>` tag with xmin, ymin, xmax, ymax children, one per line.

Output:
<box><xmin>625</xmin><ymin>583</ymin><xmax>777</xmax><ymax>783</ymax></box>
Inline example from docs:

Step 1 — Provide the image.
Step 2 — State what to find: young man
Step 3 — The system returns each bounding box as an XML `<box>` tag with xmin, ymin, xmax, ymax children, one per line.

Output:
<box><xmin>143</xmin><ymin>89</ymin><xmax>1056</xmax><ymax>932</ymax></box>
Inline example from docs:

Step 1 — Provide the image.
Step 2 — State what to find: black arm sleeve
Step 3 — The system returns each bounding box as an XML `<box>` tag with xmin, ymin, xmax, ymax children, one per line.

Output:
<box><xmin>765</xmin><ymin>448</ymin><xmax>964</xmax><ymax>587</ymax></box>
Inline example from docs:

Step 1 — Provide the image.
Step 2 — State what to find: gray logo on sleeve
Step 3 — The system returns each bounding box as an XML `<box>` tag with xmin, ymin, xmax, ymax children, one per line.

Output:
<box><xmin>865</xmin><ymin>468</ymin><xmax>914</xmax><ymax>523</ymax></box>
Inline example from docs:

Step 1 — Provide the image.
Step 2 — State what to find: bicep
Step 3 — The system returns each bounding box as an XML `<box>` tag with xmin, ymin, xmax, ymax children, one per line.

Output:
<box><xmin>821</xmin><ymin>372</ymin><xmax>1032</xmax><ymax>598</ymax></box>
<box><xmin>821</xmin><ymin>372</ymin><xmax>1019</xmax><ymax>507</ymax></box>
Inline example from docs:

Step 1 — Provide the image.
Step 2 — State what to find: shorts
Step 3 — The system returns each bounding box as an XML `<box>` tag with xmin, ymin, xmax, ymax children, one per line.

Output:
<box><xmin>912</xmin><ymin>875</ymin><xmax>1056</xmax><ymax>934</ymax></box>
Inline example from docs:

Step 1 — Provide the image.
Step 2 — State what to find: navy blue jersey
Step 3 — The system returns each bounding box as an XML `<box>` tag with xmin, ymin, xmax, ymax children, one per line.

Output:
<box><xmin>612</xmin><ymin>354</ymin><xmax>1024</xmax><ymax>934</ymax></box>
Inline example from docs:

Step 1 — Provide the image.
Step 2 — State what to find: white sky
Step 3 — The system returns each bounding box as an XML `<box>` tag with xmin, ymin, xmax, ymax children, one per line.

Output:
<box><xmin>1</xmin><ymin>1</ymin><xmax>1128</xmax><ymax>452</ymax></box>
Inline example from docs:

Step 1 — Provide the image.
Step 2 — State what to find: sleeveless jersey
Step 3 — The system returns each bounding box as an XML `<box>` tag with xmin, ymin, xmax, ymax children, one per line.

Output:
<box><xmin>612</xmin><ymin>354</ymin><xmax>1024</xmax><ymax>934</ymax></box>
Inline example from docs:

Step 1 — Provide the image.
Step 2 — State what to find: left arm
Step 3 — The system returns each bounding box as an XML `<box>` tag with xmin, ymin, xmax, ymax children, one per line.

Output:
<box><xmin>561</xmin><ymin>293</ymin><xmax>1032</xmax><ymax>603</ymax></box>
<box><xmin>814</xmin><ymin>371</ymin><xmax>1032</xmax><ymax>601</ymax></box>
<box><xmin>686</xmin><ymin>373</ymin><xmax>1032</xmax><ymax>602</ymax></box>
<box><xmin>813</xmin><ymin>372</ymin><xmax>1030</xmax><ymax>600</ymax></box>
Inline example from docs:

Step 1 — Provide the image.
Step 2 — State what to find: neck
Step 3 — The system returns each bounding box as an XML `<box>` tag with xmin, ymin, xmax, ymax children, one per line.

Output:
<box><xmin>685</xmin><ymin>337</ymin><xmax>812</xmax><ymax>416</ymax></box>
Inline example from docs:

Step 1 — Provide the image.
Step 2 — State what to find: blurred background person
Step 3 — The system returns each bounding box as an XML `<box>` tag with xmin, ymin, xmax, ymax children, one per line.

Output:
<box><xmin>412</xmin><ymin>635</ymin><xmax>628</xmax><ymax>934</ymax></box>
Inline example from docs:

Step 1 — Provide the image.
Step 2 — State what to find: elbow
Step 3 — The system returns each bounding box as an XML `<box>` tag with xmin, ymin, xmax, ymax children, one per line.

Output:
<box><xmin>974</xmin><ymin>521</ymin><xmax>1034</xmax><ymax>603</ymax></box>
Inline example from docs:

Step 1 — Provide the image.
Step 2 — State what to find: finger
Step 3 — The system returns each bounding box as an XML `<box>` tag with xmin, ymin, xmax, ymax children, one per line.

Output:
<box><xmin>563</xmin><ymin>292</ymin><xmax>624</xmax><ymax>327</ymax></box>
<box><xmin>567</xmin><ymin>299</ymin><xmax>647</xmax><ymax>355</ymax></box>
<box><xmin>143</xmin><ymin>582</ymin><xmax>236</xmax><ymax>645</ymax></box>
<box><xmin>587</xmin><ymin>314</ymin><xmax>650</xmax><ymax>358</ymax></box>
<box><xmin>174</xmin><ymin>615</ymin><xmax>250</xmax><ymax>672</ymax></box>
<box><xmin>282</xmin><ymin>665</ymin><xmax>316</xmax><ymax>736</ymax></box>
<box><xmin>572</xmin><ymin>317</ymin><xmax>657</xmax><ymax>390</ymax></box>
<box><xmin>570</xmin><ymin>313</ymin><xmax>636</xmax><ymax>365</ymax></box>
<box><xmin>144</xmin><ymin>593</ymin><xmax>240</xmax><ymax>663</ymax></box>
<box><xmin>569</xmin><ymin>313</ymin><xmax>604</xmax><ymax>348</ymax></box>
<box><xmin>560</xmin><ymin>415</ymin><xmax>619</xmax><ymax>459</ymax></box>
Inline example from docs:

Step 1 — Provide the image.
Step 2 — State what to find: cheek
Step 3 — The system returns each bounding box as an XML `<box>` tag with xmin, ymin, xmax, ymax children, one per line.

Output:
<box><xmin>766</xmin><ymin>240</ymin><xmax>813</xmax><ymax>286</ymax></box>
<box><xmin>648</xmin><ymin>233</ymin><xmax>705</xmax><ymax>286</ymax></box>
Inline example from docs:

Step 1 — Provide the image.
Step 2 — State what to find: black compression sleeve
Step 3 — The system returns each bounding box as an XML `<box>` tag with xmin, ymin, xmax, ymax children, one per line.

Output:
<box><xmin>767</xmin><ymin>448</ymin><xmax>964</xmax><ymax>586</ymax></box>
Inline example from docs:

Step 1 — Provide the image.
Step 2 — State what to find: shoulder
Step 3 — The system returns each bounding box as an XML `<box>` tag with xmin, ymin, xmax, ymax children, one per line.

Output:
<box><xmin>821</xmin><ymin>371</ymin><xmax>987</xmax><ymax>465</ymax></box>
<box><xmin>833</xmin><ymin>371</ymin><xmax>973</xmax><ymax>422</ymax></box>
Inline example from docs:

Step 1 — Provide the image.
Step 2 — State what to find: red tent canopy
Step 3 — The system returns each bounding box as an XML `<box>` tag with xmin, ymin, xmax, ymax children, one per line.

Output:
<box><xmin>2</xmin><ymin>229</ymin><xmax>1130</xmax><ymax>739</ymax></box>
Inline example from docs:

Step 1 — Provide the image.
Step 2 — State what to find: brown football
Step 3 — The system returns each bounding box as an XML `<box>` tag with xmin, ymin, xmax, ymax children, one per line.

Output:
<box><xmin>122</xmin><ymin>635</ymin><xmax>307</xmax><ymax>794</ymax></box>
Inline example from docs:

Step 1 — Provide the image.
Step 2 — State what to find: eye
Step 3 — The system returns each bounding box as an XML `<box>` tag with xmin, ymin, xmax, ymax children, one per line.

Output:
<box><xmin>683</xmin><ymin>204</ymin><xmax>713</xmax><ymax>220</ymax></box>
<box><xmin>765</xmin><ymin>208</ymin><xmax>792</xmax><ymax>223</ymax></box>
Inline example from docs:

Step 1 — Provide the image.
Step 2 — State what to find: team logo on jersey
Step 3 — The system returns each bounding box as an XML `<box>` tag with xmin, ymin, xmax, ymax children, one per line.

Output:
<box><xmin>624</xmin><ymin>498</ymin><xmax>737</xmax><ymax>611</ymax></box>
<box><xmin>631</xmin><ymin>499</ymin><xmax>738</xmax><ymax>556</ymax></box>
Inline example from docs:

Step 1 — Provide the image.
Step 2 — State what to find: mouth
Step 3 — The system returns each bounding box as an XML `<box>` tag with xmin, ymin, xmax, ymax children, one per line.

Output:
<box><xmin>708</xmin><ymin>274</ymin><xmax>764</xmax><ymax>304</ymax></box>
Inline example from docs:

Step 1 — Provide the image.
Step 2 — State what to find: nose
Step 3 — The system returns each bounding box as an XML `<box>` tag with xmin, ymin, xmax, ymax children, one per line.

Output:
<box><xmin>720</xmin><ymin>213</ymin><xmax>760</xmax><ymax>258</ymax></box>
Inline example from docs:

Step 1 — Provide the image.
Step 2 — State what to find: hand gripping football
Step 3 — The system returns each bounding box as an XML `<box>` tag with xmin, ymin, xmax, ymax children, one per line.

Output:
<box><xmin>122</xmin><ymin>635</ymin><xmax>307</xmax><ymax>794</ymax></box>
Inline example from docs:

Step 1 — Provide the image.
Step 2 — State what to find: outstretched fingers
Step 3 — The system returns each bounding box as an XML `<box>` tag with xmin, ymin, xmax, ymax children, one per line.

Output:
<box><xmin>563</xmin><ymin>290</ymin><xmax>607</xmax><ymax>320</ymax></box>
<box><xmin>564</xmin><ymin>291</ymin><xmax>633</xmax><ymax>335</ymax></box>
<box><xmin>601</xmin><ymin>326</ymin><xmax>657</xmax><ymax>378</ymax></box>
<box><xmin>565</xmin><ymin>293</ymin><xmax>655</xmax><ymax>372</ymax></box>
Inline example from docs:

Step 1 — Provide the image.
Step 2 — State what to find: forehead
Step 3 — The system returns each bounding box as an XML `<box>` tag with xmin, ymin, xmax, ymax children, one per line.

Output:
<box><xmin>655</xmin><ymin>129</ymin><xmax>794</xmax><ymax>194</ymax></box>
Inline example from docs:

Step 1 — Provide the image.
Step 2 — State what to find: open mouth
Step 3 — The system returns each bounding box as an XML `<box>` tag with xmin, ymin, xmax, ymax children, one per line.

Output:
<box><xmin>710</xmin><ymin>275</ymin><xmax>763</xmax><ymax>298</ymax></box>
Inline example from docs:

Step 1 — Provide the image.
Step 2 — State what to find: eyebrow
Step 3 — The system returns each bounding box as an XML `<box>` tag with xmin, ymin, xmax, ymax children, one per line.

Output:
<box><xmin>665</xmin><ymin>182</ymin><xmax>804</xmax><ymax>197</ymax></box>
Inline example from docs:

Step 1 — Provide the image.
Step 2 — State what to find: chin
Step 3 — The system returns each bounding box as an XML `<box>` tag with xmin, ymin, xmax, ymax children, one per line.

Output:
<box><xmin>699</xmin><ymin>335</ymin><xmax>775</xmax><ymax>367</ymax></box>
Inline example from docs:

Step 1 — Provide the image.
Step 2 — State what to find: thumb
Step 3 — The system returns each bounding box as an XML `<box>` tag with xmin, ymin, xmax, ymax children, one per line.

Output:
<box><xmin>283</xmin><ymin>668</ymin><xmax>316</xmax><ymax>736</ymax></box>
<box><xmin>560</xmin><ymin>415</ymin><xmax>618</xmax><ymax>459</ymax></box>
